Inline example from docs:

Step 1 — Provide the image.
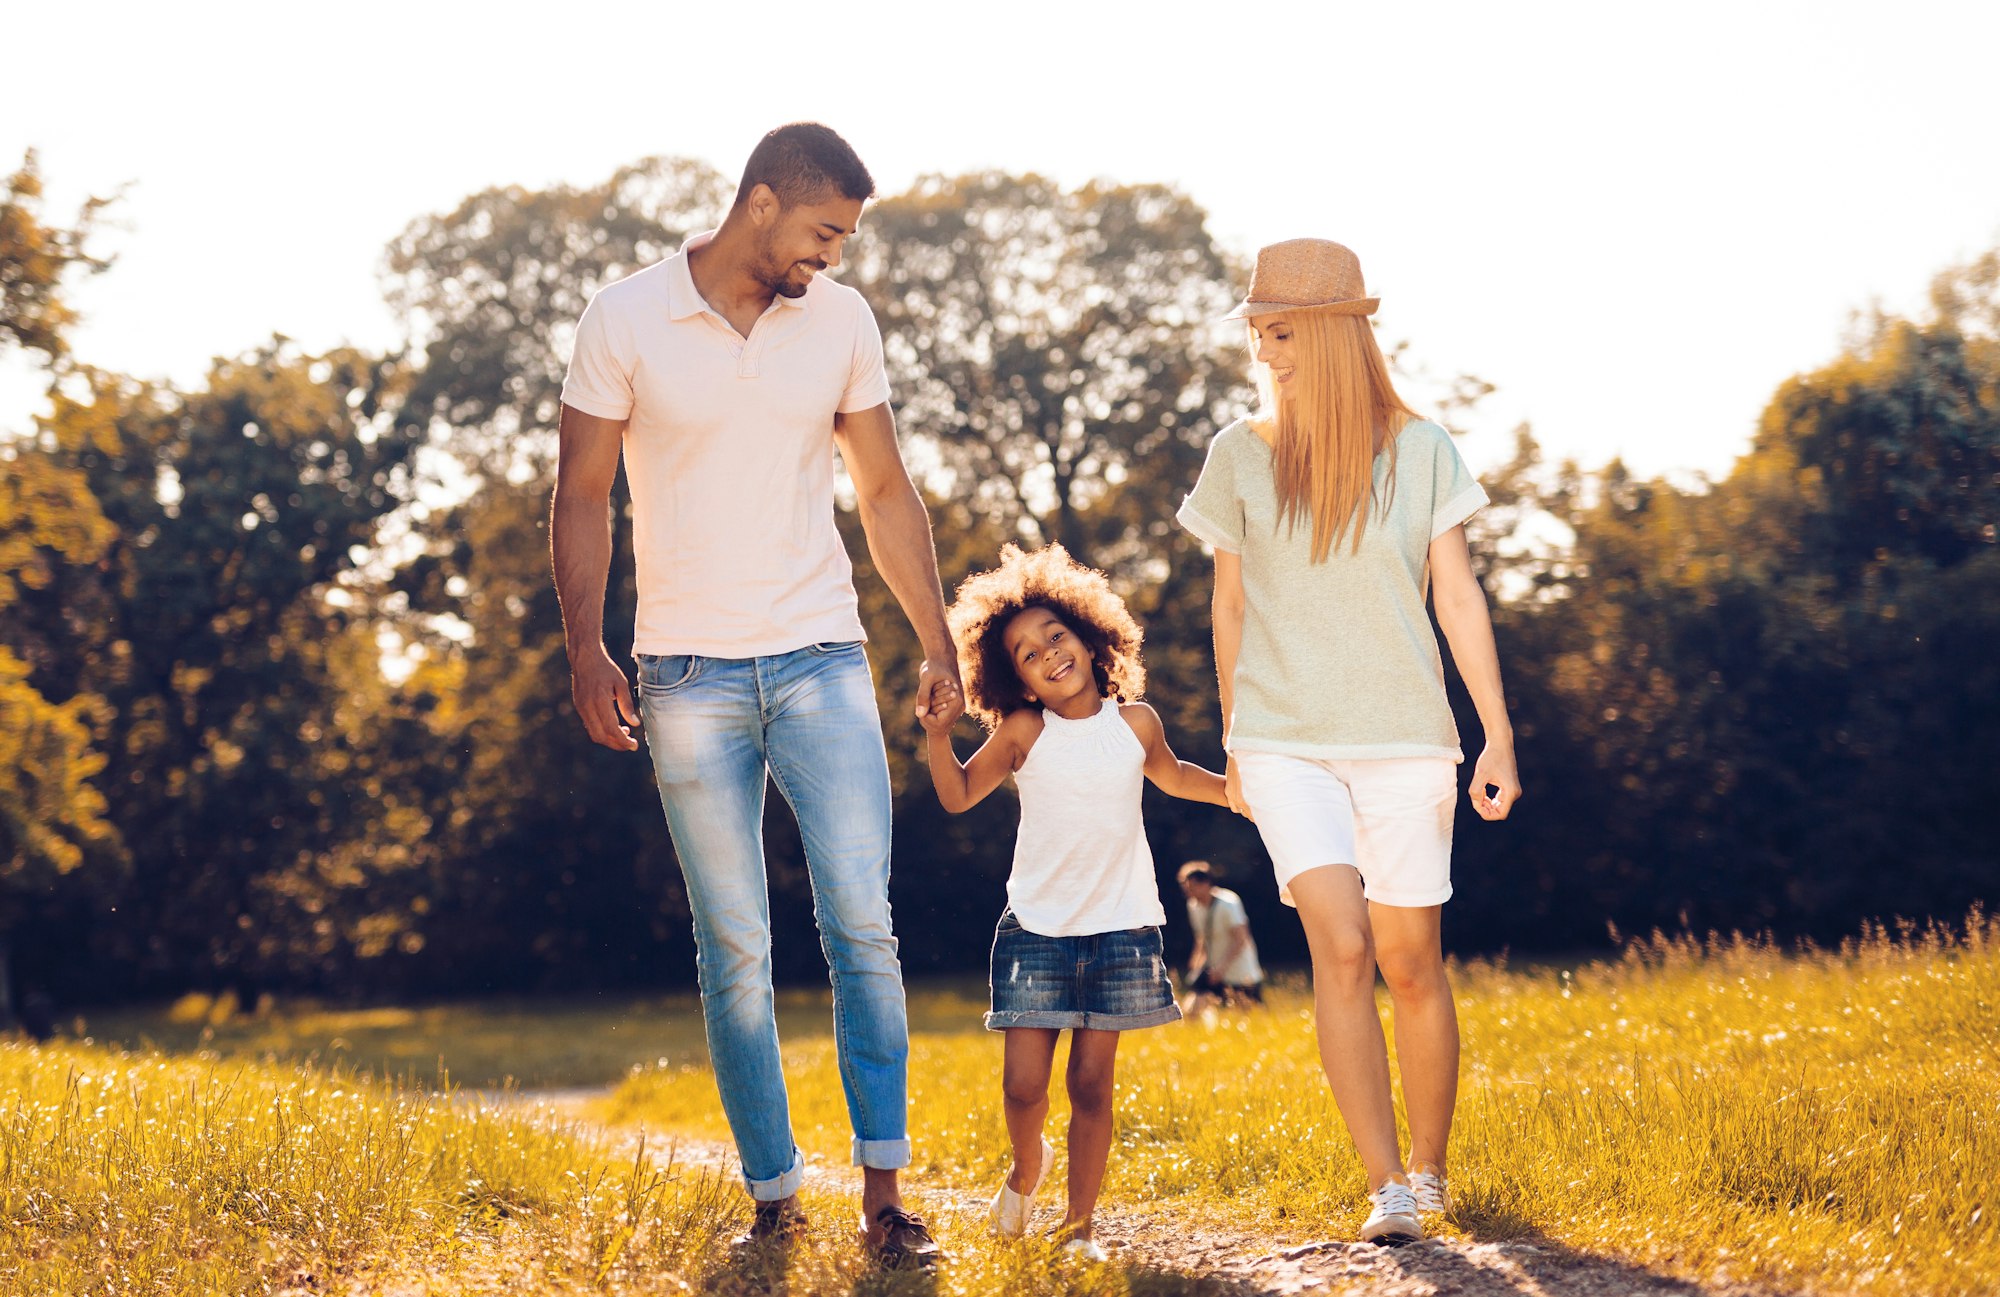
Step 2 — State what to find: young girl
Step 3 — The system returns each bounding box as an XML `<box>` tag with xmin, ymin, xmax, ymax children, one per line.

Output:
<box><xmin>921</xmin><ymin>543</ymin><xmax>1228</xmax><ymax>1260</ymax></box>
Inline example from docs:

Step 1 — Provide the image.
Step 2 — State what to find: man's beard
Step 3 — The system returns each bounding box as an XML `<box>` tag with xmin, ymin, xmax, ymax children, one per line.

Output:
<box><xmin>756</xmin><ymin>230</ymin><xmax>817</xmax><ymax>299</ymax></box>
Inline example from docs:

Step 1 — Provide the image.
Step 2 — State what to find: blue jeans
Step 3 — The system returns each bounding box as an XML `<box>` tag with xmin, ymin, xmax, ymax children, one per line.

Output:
<box><xmin>636</xmin><ymin>641</ymin><xmax>910</xmax><ymax>1200</ymax></box>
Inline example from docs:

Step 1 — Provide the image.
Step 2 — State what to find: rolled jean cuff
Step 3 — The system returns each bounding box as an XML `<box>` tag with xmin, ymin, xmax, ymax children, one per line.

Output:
<box><xmin>852</xmin><ymin>1136</ymin><xmax>911</xmax><ymax>1170</ymax></box>
<box><xmin>744</xmin><ymin>1147</ymin><xmax>806</xmax><ymax>1201</ymax></box>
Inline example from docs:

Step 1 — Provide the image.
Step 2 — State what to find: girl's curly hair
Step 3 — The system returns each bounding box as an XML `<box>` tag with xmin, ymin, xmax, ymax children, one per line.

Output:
<box><xmin>946</xmin><ymin>543</ymin><xmax>1145</xmax><ymax>731</ymax></box>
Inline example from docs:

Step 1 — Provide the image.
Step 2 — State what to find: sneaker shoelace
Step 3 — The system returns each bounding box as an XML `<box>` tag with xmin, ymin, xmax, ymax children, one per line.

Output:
<box><xmin>1407</xmin><ymin>1169</ymin><xmax>1447</xmax><ymax>1213</ymax></box>
<box><xmin>1371</xmin><ymin>1180</ymin><xmax>1420</xmax><ymax>1219</ymax></box>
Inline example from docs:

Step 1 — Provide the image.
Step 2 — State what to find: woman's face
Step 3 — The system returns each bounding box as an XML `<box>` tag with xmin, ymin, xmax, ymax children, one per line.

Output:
<box><xmin>1249</xmin><ymin>315</ymin><xmax>1298</xmax><ymax>395</ymax></box>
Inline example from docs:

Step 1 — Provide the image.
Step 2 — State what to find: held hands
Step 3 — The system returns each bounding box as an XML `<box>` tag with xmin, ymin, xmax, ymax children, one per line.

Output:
<box><xmin>1469</xmin><ymin>740</ymin><xmax>1522</xmax><ymax>820</ymax></box>
<box><xmin>1223</xmin><ymin>755</ymin><xmax>1254</xmax><ymax>821</ymax></box>
<box><xmin>914</xmin><ymin>658</ymin><xmax>964</xmax><ymax>733</ymax></box>
<box><xmin>918</xmin><ymin>680</ymin><xmax>962</xmax><ymax>736</ymax></box>
<box><xmin>571</xmin><ymin>644</ymin><xmax>641</xmax><ymax>752</ymax></box>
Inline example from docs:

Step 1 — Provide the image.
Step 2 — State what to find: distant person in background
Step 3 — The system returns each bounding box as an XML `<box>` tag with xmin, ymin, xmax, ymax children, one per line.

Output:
<box><xmin>1177</xmin><ymin>861</ymin><xmax>1264</xmax><ymax>1012</ymax></box>
<box><xmin>1179</xmin><ymin>239</ymin><xmax>1521</xmax><ymax>1247</ymax></box>
<box><xmin>551</xmin><ymin>122</ymin><xmax>958</xmax><ymax>1267</ymax></box>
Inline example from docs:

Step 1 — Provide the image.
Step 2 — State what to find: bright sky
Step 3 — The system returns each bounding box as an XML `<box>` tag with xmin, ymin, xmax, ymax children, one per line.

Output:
<box><xmin>6</xmin><ymin>0</ymin><xmax>1998</xmax><ymax>481</ymax></box>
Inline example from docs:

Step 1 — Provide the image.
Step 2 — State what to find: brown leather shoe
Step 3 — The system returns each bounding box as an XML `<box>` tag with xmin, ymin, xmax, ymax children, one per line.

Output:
<box><xmin>732</xmin><ymin>1196</ymin><xmax>808</xmax><ymax>1251</ymax></box>
<box><xmin>864</xmin><ymin>1203</ymin><xmax>943</xmax><ymax>1268</ymax></box>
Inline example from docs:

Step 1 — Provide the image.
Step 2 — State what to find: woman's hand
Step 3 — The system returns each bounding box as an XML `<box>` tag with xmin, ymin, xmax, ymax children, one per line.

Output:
<box><xmin>1469</xmin><ymin>740</ymin><xmax>1521</xmax><ymax>821</ymax></box>
<box><xmin>1224</xmin><ymin>755</ymin><xmax>1254</xmax><ymax>821</ymax></box>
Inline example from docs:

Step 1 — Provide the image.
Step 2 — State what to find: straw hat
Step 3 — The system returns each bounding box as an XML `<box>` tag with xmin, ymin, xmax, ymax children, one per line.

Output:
<box><xmin>1224</xmin><ymin>238</ymin><xmax>1379</xmax><ymax>321</ymax></box>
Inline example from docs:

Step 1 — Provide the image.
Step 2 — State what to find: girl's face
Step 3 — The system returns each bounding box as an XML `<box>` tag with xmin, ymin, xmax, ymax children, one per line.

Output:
<box><xmin>1250</xmin><ymin>314</ymin><xmax>1298</xmax><ymax>395</ymax></box>
<box><xmin>1001</xmin><ymin>607</ymin><xmax>1097</xmax><ymax>709</ymax></box>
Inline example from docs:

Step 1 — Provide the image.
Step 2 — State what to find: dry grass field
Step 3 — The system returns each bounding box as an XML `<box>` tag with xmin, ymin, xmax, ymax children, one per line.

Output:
<box><xmin>9</xmin><ymin>913</ymin><xmax>1994</xmax><ymax>1294</ymax></box>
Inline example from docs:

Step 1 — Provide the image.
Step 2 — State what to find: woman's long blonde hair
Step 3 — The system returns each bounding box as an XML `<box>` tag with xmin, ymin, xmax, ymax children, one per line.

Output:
<box><xmin>1257</xmin><ymin>311</ymin><xmax>1420</xmax><ymax>561</ymax></box>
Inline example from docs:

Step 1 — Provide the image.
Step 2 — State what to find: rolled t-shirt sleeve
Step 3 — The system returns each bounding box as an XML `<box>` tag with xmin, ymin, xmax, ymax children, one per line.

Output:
<box><xmin>838</xmin><ymin>301</ymin><xmax>893</xmax><ymax>414</ymax></box>
<box><xmin>1177</xmin><ymin>430</ymin><xmax>1245</xmax><ymax>552</ymax></box>
<box><xmin>560</xmin><ymin>295</ymin><xmax>635</xmax><ymax>421</ymax></box>
<box><xmin>1429</xmin><ymin>427</ymin><xmax>1490</xmax><ymax>539</ymax></box>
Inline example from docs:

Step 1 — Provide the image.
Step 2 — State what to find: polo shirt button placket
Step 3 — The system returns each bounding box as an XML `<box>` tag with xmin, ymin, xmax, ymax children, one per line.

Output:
<box><xmin>739</xmin><ymin>302</ymin><xmax>785</xmax><ymax>379</ymax></box>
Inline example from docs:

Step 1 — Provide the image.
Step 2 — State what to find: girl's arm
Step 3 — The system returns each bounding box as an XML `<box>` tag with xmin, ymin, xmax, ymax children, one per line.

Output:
<box><xmin>1211</xmin><ymin>549</ymin><xmax>1252</xmax><ymax>818</ymax></box>
<box><xmin>1124</xmin><ymin>703</ymin><xmax>1229</xmax><ymax>806</ymax></box>
<box><xmin>924</xmin><ymin>705</ymin><xmax>1032</xmax><ymax>814</ymax></box>
<box><xmin>1430</xmin><ymin>524</ymin><xmax>1521</xmax><ymax>821</ymax></box>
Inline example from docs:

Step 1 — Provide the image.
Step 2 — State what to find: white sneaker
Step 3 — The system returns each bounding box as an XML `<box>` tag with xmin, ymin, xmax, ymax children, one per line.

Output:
<box><xmin>1407</xmin><ymin>1164</ymin><xmax>1451</xmax><ymax>1217</ymax></box>
<box><xmin>986</xmin><ymin>1137</ymin><xmax>1055</xmax><ymax>1237</ymax></box>
<box><xmin>1061</xmin><ymin>1237</ymin><xmax>1108</xmax><ymax>1262</ymax></box>
<box><xmin>1361</xmin><ymin>1179</ymin><xmax>1423</xmax><ymax>1245</ymax></box>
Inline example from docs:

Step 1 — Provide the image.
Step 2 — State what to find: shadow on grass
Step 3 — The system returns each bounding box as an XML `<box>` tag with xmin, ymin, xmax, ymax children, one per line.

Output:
<box><xmin>696</xmin><ymin>1231</ymin><xmax>1255</xmax><ymax>1297</ymax></box>
<box><xmin>1370</xmin><ymin>1202</ymin><xmax>1725</xmax><ymax>1297</ymax></box>
<box><xmin>696</xmin><ymin>1242</ymin><xmax>945</xmax><ymax>1297</ymax></box>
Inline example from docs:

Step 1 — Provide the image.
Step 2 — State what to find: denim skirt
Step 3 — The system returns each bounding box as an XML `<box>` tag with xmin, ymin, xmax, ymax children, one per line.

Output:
<box><xmin>985</xmin><ymin>909</ymin><xmax>1182</xmax><ymax>1031</ymax></box>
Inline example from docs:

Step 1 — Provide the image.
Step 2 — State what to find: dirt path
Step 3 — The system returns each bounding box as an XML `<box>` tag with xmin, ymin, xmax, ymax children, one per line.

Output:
<box><xmin>483</xmin><ymin>1090</ymin><xmax>1788</xmax><ymax>1297</ymax></box>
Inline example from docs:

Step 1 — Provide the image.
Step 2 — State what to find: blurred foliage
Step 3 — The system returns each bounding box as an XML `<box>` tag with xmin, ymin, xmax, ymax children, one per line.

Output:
<box><xmin>0</xmin><ymin>153</ymin><xmax>120</xmax><ymax>1018</ymax></box>
<box><xmin>0</xmin><ymin>154</ymin><xmax>1993</xmax><ymax>1004</ymax></box>
<box><xmin>372</xmin><ymin>158</ymin><xmax>732</xmax><ymax>988</ymax></box>
<box><xmin>845</xmin><ymin>174</ymin><xmax>1259</xmax><ymax>968</ymax></box>
<box><xmin>0</xmin><ymin>150</ymin><xmax>112</xmax><ymax>363</ymax></box>
<box><xmin>7</xmin><ymin>350</ymin><xmax>426</xmax><ymax>997</ymax></box>
<box><xmin>1447</xmin><ymin>251</ymin><xmax>2000</xmax><ymax>947</ymax></box>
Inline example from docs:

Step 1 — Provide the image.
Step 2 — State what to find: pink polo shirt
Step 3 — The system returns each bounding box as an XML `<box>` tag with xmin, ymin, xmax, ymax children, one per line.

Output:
<box><xmin>560</xmin><ymin>232</ymin><xmax>892</xmax><ymax>657</ymax></box>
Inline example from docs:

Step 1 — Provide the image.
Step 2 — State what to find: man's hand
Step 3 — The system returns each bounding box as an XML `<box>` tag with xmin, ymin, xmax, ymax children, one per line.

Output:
<box><xmin>571</xmin><ymin>645</ymin><xmax>641</xmax><ymax>752</ymax></box>
<box><xmin>915</xmin><ymin>658</ymin><xmax>964</xmax><ymax>729</ymax></box>
<box><xmin>1469</xmin><ymin>741</ymin><xmax>1521</xmax><ymax>821</ymax></box>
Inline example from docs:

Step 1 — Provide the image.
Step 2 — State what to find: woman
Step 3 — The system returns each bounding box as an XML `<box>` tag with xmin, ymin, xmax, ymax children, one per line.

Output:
<box><xmin>1176</xmin><ymin>239</ymin><xmax>1520</xmax><ymax>1245</ymax></box>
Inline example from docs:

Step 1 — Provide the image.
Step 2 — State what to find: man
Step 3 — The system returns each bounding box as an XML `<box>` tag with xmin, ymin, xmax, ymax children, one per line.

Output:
<box><xmin>1178</xmin><ymin>861</ymin><xmax>1265</xmax><ymax>1012</ymax></box>
<box><xmin>550</xmin><ymin>122</ymin><xmax>959</xmax><ymax>1266</ymax></box>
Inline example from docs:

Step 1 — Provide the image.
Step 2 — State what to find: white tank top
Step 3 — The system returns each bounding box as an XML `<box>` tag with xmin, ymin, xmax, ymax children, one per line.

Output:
<box><xmin>1006</xmin><ymin>703</ymin><xmax>1168</xmax><ymax>937</ymax></box>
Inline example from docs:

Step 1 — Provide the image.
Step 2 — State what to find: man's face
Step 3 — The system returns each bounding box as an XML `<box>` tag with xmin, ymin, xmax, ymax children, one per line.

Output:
<box><xmin>752</xmin><ymin>190</ymin><xmax>864</xmax><ymax>299</ymax></box>
<box><xmin>1181</xmin><ymin>878</ymin><xmax>1214</xmax><ymax>904</ymax></box>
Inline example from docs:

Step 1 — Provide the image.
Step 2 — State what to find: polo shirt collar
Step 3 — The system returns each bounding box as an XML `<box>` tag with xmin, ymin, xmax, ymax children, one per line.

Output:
<box><xmin>668</xmin><ymin>230</ymin><xmax>810</xmax><ymax>322</ymax></box>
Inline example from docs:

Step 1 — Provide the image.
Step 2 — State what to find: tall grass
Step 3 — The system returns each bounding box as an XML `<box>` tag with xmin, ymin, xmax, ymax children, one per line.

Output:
<box><xmin>12</xmin><ymin>915</ymin><xmax>1993</xmax><ymax>1294</ymax></box>
<box><xmin>0</xmin><ymin>1043</ymin><xmax>737</xmax><ymax>1294</ymax></box>
<box><xmin>605</xmin><ymin>910</ymin><xmax>2000</xmax><ymax>1296</ymax></box>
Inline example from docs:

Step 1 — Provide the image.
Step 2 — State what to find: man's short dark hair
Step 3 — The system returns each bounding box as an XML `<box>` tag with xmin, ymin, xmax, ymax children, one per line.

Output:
<box><xmin>1178</xmin><ymin>861</ymin><xmax>1215</xmax><ymax>885</ymax></box>
<box><xmin>734</xmin><ymin>123</ymin><xmax>875</xmax><ymax>209</ymax></box>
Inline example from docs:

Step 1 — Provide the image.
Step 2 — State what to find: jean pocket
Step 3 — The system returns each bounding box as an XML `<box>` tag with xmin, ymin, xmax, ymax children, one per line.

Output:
<box><xmin>806</xmin><ymin>639</ymin><xmax>864</xmax><ymax>657</ymax></box>
<box><xmin>1123</xmin><ymin>926</ymin><xmax>1165</xmax><ymax>956</ymax></box>
<box><xmin>995</xmin><ymin>909</ymin><xmax>1024</xmax><ymax>934</ymax></box>
<box><xmin>635</xmin><ymin>653</ymin><xmax>700</xmax><ymax>696</ymax></box>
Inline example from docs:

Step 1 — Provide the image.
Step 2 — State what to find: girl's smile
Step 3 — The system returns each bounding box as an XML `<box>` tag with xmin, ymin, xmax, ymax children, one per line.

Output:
<box><xmin>1001</xmin><ymin>607</ymin><xmax>1099</xmax><ymax>717</ymax></box>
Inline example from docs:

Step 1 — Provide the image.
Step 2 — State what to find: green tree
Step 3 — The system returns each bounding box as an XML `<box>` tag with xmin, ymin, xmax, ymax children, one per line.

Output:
<box><xmin>385</xmin><ymin>156</ymin><xmax>731</xmax><ymax>481</ymax></box>
<box><xmin>380</xmin><ymin>158</ymin><xmax>731</xmax><ymax>987</ymax></box>
<box><xmin>16</xmin><ymin>347</ymin><xmax>427</xmax><ymax>993</ymax></box>
<box><xmin>840</xmin><ymin>174</ymin><xmax>1270</xmax><ymax>962</ymax></box>
<box><xmin>846</xmin><ymin>173</ymin><xmax>1247</xmax><ymax>554</ymax></box>
<box><xmin>1451</xmin><ymin>248</ymin><xmax>2000</xmax><ymax>946</ymax></box>
<box><xmin>0</xmin><ymin>150</ymin><xmax>120</xmax><ymax>1025</ymax></box>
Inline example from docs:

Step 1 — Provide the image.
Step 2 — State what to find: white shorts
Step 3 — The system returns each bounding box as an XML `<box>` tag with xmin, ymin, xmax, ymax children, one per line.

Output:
<box><xmin>1234</xmin><ymin>752</ymin><xmax>1457</xmax><ymax>909</ymax></box>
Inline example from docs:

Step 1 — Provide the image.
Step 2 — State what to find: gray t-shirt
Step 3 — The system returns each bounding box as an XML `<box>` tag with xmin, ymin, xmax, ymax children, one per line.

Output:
<box><xmin>1176</xmin><ymin>417</ymin><xmax>1488</xmax><ymax>760</ymax></box>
